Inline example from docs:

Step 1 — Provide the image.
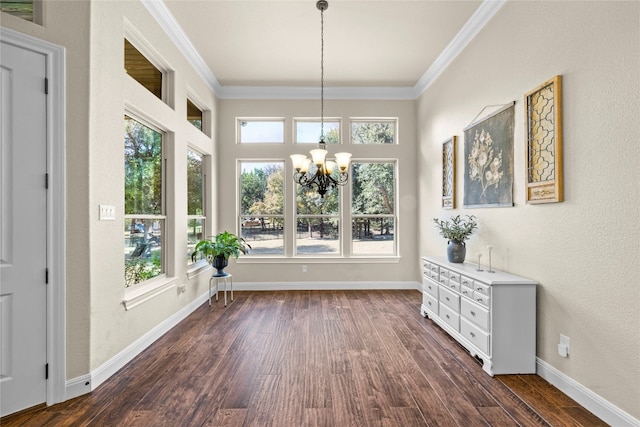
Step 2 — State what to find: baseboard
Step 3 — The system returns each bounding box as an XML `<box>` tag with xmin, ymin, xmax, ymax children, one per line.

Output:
<box><xmin>65</xmin><ymin>374</ymin><xmax>92</xmax><ymax>401</ymax></box>
<box><xmin>232</xmin><ymin>280</ymin><xmax>421</xmax><ymax>291</ymax></box>
<box><xmin>536</xmin><ymin>358</ymin><xmax>639</xmax><ymax>427</ymax></box>
<box><xmin>65</xmin><ymin>291</ymin><xmax>210</xmax><ymax>400</ymax></box>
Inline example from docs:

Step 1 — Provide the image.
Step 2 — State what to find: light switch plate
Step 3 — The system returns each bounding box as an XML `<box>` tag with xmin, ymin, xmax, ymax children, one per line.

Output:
<box><xmin>99</xmin><ymin>205</ymin><xmax>115</xmax><ymax>221</ymax></box>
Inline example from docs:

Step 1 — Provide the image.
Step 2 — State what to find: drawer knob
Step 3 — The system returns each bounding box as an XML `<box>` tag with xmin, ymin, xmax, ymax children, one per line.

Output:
<box><xmin>477</xmin><ymin>287</ymin><xmax>482</xmax><ymax>291</ymax></box>
<box><xmin>477</xmin><ymin>298</ymin><xmax>483</xmax><ymax>302</ymax></box>
<box><xmin>446</xmin><ymin>314</ymin><xmax>450</xmax><ymax>319</ymax></box>
<box><xmin>470</xmin><ymin>311</ymin><xmax>476</xmax><ymax>316</ymax></box>
<box><xmin>470</xmin><ymin>332</ymin><xmax>476</xmax><ymax>338</ymax></box>
<box><xmin>441</xmin><ymin>279</ymin><xmax>445</xmax><ymax>283</ymax></box>
<box><xmin>462</xmin><ymin>290</ymin><xmax>468</xmax><ymax>294</ymax></box>
<box><xmin>450</xmin><ymin>284</ymin><xmax>455</xmax><ymax>288</ymax></box>
<box><xmin>462</xmin><ymin>281</ymin><xmax>468</xmax><ymax>284</ymax></box>
<box><xmin>445</xmin><ymin>297</ymin><xmax>450</xmax><ymax>301</ymax></box>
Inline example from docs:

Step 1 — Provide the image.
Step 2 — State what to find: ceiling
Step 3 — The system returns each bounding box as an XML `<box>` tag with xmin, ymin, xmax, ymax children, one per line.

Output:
<box><xmin>146</xmin><ymin>0</ymin><xmax>503</xmax><ymax>98</ymax></box>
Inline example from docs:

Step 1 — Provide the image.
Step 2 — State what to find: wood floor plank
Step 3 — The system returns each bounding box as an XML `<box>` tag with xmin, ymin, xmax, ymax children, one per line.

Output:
<box><xmin>1</xmin><ymin>290</ymin><xmax>607</xmax><ymax>427</ymax></box>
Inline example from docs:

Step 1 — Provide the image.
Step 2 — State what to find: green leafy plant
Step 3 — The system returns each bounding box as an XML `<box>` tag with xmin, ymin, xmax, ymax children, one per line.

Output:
<box><xmin>433</xmin><ymin>215</ymin><xmax>478</xmax><ymax>242</ymax></box>
<box><xmin>191</xmin><ymin>231</ymin><xmax>251</xmax><ymax>263</ymax></box>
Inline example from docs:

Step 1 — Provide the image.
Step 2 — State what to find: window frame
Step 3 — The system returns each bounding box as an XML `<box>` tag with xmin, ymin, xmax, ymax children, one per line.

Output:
<box><xmin>350</xmin><ymin>118</ymin><xmax>398</xmax><ymax>145</ymax></box>
<box><xmin>237</xmin><ymin>118</ymin><xmax>286</xmax><ymax>144</ymax></box>
<box><xmin>123</xmin><ymin>113</ymin><xmax>168</xmax><ymax>287</ymax></box>
<box><xmin>350</xmin><ymin>159</ymin><xmax>398</xmax><ymax>257</ymax></box>
<box><xmin>187</xmin><ymin>148</ymin><xmax>207</xmax><ymax>267</ymax></box>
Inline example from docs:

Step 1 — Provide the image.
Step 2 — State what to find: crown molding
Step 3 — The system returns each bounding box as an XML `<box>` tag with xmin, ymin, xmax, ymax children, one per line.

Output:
<box><xmin>143</xmin><ymin>0</ymin><xmax>505</xmax><ymax>100</ymax></box>
<box><xmin>413</xmin><ymin>0</ymin><xmax>507</xmax><ymax>97</ymax></box>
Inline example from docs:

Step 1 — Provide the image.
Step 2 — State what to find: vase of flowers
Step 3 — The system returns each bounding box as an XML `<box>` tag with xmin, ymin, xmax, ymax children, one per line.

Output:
<box><xmin>433</xmin><ymin>215</ymin><xmax>478</xmax><ymax>263</ymax></box>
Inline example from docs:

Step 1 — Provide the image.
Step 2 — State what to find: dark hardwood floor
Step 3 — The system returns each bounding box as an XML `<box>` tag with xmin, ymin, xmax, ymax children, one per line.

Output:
<box><xmin>2</xmin><ymin>290</ymin><xmax>607</xmax><ymax>426</ymax></box>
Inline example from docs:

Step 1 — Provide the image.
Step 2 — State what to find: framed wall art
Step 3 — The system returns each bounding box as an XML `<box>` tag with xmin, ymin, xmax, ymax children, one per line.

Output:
<box><xmin>441</xmin><ymin>136</ymin><xmax>456</xmax><ymax>209</ymax></box>
<box><xmin>524</xmin><ymin>75</ymin><xmax>563</xmax><ymax>204</ymax></box>
<box><xmin>463</xmin><ymin>103</ymin><xmax>515</xmax><ymax>208</ymax></box>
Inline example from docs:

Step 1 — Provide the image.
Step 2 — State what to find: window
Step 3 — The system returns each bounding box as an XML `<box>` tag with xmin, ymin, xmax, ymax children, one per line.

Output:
<box><xmin>187</xmin><ymin>99</ymin><xmax>203</xmax><ymax>131</ymax></box>
<box><xmin>238</xmin><ymin>119</ymin><xmax>284</xmax><ymax>144</ymax></box>
<box><xmin>240</xmin><ymin>162</ymin><xmax>285</xmax><ymax>254</ymax></box>
<box><xmin>124</xmin><ymin>116</ymin><xmax>165</xmax><ymax>287</ymax></box>
<box><xmin>295</xmin><ymin>185</ymin><xmax>340</xmax><ymax>255</ymax></box>
<box><xmin>124</xmin><ymin>39</ymin><xmax>162</xmax><ymax>100</ymax></box>
<box><xmin>351</xmin><ymin>161</ymin><xmax>396</xmax><ymax>255</ymax></box>
<box><xmin>0</xmin><ymin>0</ymin><xmax>34</xmax><ymax>22</ymax></box>
<box><xmin>351</xmin><ymin>119</ymin><xmax>397</xmax><ymax>144</ymax></box>
<box><xmin>187</xmin><ymin>149</ymin><xmax>206</xmax><ymax>265</ymax></box>
<box><xmin>294</xmin><ymin>119</ymin><xmax>340</xmax><ymax>144</ymax></box>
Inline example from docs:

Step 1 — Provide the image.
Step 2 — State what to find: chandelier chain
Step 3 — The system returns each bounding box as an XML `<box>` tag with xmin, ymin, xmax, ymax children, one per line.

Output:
<box><xmin>320</xmin><ymin>4</ymin><xmax>325</xmax><ymax>143</ymax></box>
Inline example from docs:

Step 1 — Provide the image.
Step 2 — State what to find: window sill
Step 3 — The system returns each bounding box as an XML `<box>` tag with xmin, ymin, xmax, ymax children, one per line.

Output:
<box><xmin>186</xmin><ymin>260</ymin><xmax>211</xmax><ymax>280</ymax></box>
<box><xmin>122</xmin><ymin>275</ymin><xmax>177</xmax><ymax>311</ymax></box>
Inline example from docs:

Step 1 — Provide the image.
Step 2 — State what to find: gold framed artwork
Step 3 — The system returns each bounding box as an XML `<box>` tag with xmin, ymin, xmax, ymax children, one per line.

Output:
<box><xmin>441</xmin><ymin>136</ymin><xmax>456</xmax><ymax>209</ymax></box>
<box><xmin>524</xmin><ymin>75</ymin><xmax>563</xmax><ymax>203</ymax></box>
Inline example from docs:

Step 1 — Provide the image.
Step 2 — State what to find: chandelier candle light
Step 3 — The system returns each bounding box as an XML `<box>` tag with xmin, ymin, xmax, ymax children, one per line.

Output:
<box><xmin>290</xmin><ymin>0</ymin><xmax>351</xmax><ymax>198</ymax></box>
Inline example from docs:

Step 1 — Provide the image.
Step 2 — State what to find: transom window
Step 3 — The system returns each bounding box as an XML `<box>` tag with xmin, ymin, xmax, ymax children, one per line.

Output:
<box><xmin>124</xmin><ymin>39</ymin><xmax>163</xmax><ymax>100</ymax></box>
<box><xmin>294</xmin><ymin>119</ymin><xmax>341</xmax><ymax>144</ymax></box>
<box><xmin>238</xmin><ymin>119</ymin><xmax>285</xmax><ymax>144</ymax></box>
<box><xmin>187</xmin><ymin>99</ymin><xmax>203</xmax><ymax>131</ymax></box>
<box><xmin>351</xmin><ymin>119</ymin><xmax>397</xmax><ymax>144</ymax></box>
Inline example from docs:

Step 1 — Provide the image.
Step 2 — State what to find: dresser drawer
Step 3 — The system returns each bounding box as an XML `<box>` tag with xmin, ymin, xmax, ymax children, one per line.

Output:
<box><xmin>439</xmin><ymin>285</ymin><xmax>460</xmax><ymax>312</ymax></box>
<box><xmin>439</xmin><ymin>303</ymin><xmax>459</xmax><ymax>331</ymax></box>
<box><xmin>422</xmin><ymin>292</ymin><xmax>438</xmax><ymax>314</ymax></box>
<box><xmin>461</xmin><ymin>318</ymin><xmax>490</xmax><ymax>354</ymax></box>
<box><xmin>473</xmin><ymin>292</ymin><xmax>491</xmax><ymax>308</ymax></box>
<box><xmin>439</xmin><ymin>269</ymin><xmax>450</xmax><ymax>279</ymax></box>
<box><xmin>423</xmin><ymin>278</ymin><xmax>438</xmax><ymax>298</ymax></box>
<box><xmin>460</xmin><ymin>275</ymin><xmax>473</xmax><ymax>289</ymax></box>
<box><xmin>448</xmin><ymin>271</ymin><xmax>460</xmax><ymax>283</ymax></box>
<box><xmin>460</xmin><ymin>284</ymin><xmax>473</xmax><ymax>299</ymax></box>
<box><xmin>461</xmin><ymin>298</ymin><xmax>490</xmax><ymax>331</ymax></box>
<box><xmin>474</xmin><ymin>281</ymin><xmax>491</xmax><ymax>297</ymax></box>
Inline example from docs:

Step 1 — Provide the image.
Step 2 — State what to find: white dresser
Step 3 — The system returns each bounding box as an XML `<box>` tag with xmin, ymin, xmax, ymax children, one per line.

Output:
<box><xmin>420</xmin><ymin>256</ymin><xmax>537</xmax><ymax>376</ymax></box>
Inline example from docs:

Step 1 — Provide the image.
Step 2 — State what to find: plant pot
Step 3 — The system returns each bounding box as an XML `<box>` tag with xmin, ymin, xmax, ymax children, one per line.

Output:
<box><xmin>212</xmin><ymin>254</ymin><xmax>229</xmax><ymax>277</ymax></box>
<box><xmin>447</xmin><ymin>240</ymin><xmax>466</xmax><ymax>263</ymax></box>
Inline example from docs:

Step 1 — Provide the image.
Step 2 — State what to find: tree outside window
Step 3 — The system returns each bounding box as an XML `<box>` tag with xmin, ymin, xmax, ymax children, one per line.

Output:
<box><xmin>352</xmin><ymin>161</ymin><xmax>396</xmax><ymax>255</ymax></box>
<box><xmin>240</xmin><ymin>162</ymin><xmax>285</xmax><ymax>254</ymax></box>
<box><xmin>124</xmin><ymin>116</ymin><xmax>165</xmax><ymax>286</ymax></box>
<box><xmin>187</xmin><ymin>149</ymin><xmax>205</xmax><ymax>265</ymax></box>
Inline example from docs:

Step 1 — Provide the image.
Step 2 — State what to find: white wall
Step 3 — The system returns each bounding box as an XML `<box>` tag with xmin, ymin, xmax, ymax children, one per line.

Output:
<box><xmin>417</xmin><ymin>0</ymin><xmax>639</xmax><ymax>419</ymax></box>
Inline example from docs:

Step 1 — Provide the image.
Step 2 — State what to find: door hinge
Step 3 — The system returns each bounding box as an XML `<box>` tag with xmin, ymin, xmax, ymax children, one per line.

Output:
<box><xmin>46</xmin><ymin>363</ymin><xmax>49</xmax><ymax>379</ymax></box>
<box><xmin>45</xmin><ymin>77</ymin><xmax>49</xmax><ymax>95</ymax></box>
<box><xmin>46</xmin><ymin>268</ymin><xmax>49</xmax><ymax>284</ymax></box>
<box><xmin>45</xmin><ymin>173</ymin><xmax>49</xmax><ymax>189</ymax></box>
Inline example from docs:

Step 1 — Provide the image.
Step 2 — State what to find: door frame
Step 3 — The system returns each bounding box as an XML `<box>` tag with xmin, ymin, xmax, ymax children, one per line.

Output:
<box><xmin>1</xmin><ymin>27</ymin><xmax>66</xmax><ymax>406</ymax></box>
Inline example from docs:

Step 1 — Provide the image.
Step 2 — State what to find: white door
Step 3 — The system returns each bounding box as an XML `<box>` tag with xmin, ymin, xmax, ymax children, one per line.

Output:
<box><xmin>0</xmin><ymin>40</ymin><xmax>48</xmax><ymax>416</ymax></box>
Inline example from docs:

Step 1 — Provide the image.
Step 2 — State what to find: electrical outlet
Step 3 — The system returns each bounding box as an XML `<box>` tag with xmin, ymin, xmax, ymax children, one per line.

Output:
<box><xmin>302</xmin><ymin>265</ymin><xmax>308</xmax><ymax>273</ymax></box>
<box><xmin>558</xmin><ymin>334</ymin><xmax>570</xmax><ymax>357</ymax></box>
<box><xmin>178</xmin><ymin>284</ymin><xmax>186</xmax><ymax>294</ymax></box>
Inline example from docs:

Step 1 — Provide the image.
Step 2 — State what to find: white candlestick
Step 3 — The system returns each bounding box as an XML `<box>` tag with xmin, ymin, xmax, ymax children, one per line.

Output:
<box><xmin>476</xmin><ymin>252</ymin><xmax>483</xmax><ymax>271</ymax></box>
<box><xmin>487</xmin><ymin>245</ymin><xmax>494</xmax><ymax>273</ymax></box>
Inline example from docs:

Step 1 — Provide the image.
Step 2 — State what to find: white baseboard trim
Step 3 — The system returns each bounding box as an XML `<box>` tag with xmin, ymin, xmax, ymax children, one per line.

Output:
<box><xmin>232</xmin><ymin>280</ymin><xmax>421</xmax><ymax>291</ymax></box>
<box><xmin>65</xmin><ymin>374</ymin><xmax>92</xmax><ymax>401</ymax></box>
<box><xmin>536</xmin><ymin>358</ymin><xmax>639</xmax><ymax>427</ymax></box>
<box><xmin>66</xmin><ymin>291</ymin><xmax>210</xmax><ymax>399</ymax></box>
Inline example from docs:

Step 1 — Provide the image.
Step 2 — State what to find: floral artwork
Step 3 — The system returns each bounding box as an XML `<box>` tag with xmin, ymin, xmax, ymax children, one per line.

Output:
<box><xmin>463</xmin><ymin>104</ymin><xmax>514</xmax><ymax>207</ymax></box>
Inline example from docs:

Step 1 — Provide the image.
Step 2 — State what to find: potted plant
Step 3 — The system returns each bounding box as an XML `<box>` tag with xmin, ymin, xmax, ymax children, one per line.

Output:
<box><xmin>192</xmin><ymin>231</ymin><xmax>251</xmax><ymax>276</ymax></box>
<box><xmin>433</xmin><ymin>215</ymin><xmax>477</xmax><ymax>263</ymax></box>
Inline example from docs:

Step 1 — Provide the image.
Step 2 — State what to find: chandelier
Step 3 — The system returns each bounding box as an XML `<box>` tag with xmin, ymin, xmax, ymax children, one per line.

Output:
<box><xmin>290</xmin><ymin>0</ymin><xmax>351</xmax><ymax>198</ymax></box>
